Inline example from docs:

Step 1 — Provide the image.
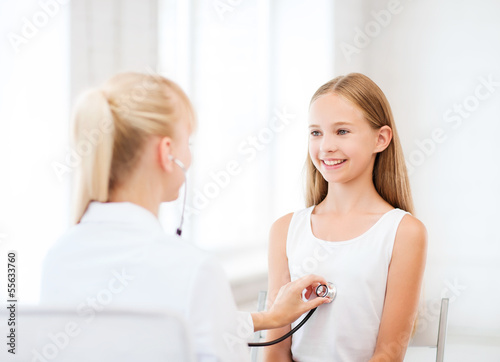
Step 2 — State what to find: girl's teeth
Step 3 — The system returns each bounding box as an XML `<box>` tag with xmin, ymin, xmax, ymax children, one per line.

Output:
<box><xmin>324</xmin><ymin>159</ymin><xmax>345</xmax><ymax>166</ymax></box>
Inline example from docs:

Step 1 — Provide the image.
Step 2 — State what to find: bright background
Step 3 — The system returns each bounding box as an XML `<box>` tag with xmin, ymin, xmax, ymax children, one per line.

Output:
<box><xmin>0</xmin><ymin>0</ymin><xmax>499</xmax><ymax>360</ymax></box>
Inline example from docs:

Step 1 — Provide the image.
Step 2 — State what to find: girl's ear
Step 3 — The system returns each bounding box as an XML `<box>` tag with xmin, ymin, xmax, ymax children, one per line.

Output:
<box><xmin>374</xmin><ymin>125</ymin><xmax>392</xmax><ymax>153</ymax></box>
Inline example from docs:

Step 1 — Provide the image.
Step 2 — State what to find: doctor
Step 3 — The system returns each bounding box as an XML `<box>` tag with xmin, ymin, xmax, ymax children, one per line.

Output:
<box><xmin>40</xmin><ymin>72</ymin><xmax>331</xmax><ymax>361</ymax></box>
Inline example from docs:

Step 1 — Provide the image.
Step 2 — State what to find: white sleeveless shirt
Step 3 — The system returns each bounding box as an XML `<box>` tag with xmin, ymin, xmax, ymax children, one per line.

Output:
<box><xmin>286</xmin><ymin>206</ymin><xmax>410</xmax><ymax>362</ymax></box>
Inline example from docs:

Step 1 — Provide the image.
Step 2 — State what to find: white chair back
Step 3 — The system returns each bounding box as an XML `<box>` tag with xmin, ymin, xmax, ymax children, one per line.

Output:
<box><xmin>1</xmin><ymin>305</ymin><xmax>196</xmax><ymax>362</ymax></box>
<box><xmin>408</xmin><ymin>298</ymin><xmax>449</xmax><ymax>362</ymax></box>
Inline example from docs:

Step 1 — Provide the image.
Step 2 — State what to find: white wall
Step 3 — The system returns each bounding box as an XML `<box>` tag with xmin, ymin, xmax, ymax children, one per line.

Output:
<box><xmin>70</xmin><ymin>0</ymin><xmax>159</xmax><ymax>97</ymax></box>
<box><xmin>334</xmin><ymin>0</ymin><xmax>500</xmax><ymax>350</ymax></box>
<box><xmin>0</xmin><ymin>0</ymin><xmax>70</xmax><ymax>304</ymax></box>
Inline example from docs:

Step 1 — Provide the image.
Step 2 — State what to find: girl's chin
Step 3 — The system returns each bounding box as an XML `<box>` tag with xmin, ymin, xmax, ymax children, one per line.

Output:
<box><xmin>317</xmin><ymin>168</ymin><xmax>350</xmax><ymax>184</ymax></box>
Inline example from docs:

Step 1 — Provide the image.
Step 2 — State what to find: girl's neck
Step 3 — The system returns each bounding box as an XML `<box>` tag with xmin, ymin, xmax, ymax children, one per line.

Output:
<box><xmin>318</xmin><ymin>174</ymin><xmax>385</xmax><ymax>216</ymax></box>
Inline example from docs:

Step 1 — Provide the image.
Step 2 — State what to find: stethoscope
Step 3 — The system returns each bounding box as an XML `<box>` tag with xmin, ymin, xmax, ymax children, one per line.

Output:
<box><xmin>168</xmin><ymin>155</ymin><xmax>187</xmax><ymax>236</ymax></box>
<box><xmin>248</xmin><ymin>282</ymin><xmax>337</xmax><ymax>347</ymax></box>
<box><xmin>169</xmin><ymin>154</ymin><xmax>337</xmax><ymax>347</ymax></box>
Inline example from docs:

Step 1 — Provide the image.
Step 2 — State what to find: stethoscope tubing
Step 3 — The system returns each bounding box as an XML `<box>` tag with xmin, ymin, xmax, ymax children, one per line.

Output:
<box><xmin>248</xmin><ymin>308</ymin><xmax>317</xmax><ymax>347</ymax></box>
<box><xmin>169</xmin><ymin>155</ymin><xmax>187</xmax><ymax>236</ymax></box>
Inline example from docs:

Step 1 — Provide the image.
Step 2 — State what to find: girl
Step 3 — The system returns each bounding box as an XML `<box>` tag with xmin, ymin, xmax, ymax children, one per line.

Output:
<box><xmin>40</xmin><ymin>72</ymin><xmax>331</xmax><ymax>361</ymax></box>
<box><xmin>264</xmin><ymin>73</ymin><xmax>427</xmax><ymax>362</ymax></box>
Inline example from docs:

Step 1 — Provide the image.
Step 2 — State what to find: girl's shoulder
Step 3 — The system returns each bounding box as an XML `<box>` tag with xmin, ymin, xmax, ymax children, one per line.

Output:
<box><xmin>395</xmin><ymin>213</ymin><xmax>428</xmax><ymax>250</ymax></box>
<box><xmin>270</xmin><ymin>206</ymin><xmax>313</xmax><ymax>233</ymax></box>
<box><xmin>270</xmin><ymin>212</ymin><xmax>294</xmax><ymax>237</ymax></box>
<box><xmin>270</xmin><ymin>206</ymin><xmax>314</xmax><ymax>241</ymax></box>
<box><xmin>398</xmin><ymin>211</ymin><xmax>426</xmax><ymax>232</ymax></box>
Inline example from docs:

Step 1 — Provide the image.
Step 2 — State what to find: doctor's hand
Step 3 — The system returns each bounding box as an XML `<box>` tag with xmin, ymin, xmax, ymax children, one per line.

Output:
<box><xmin>251</xmin><ymin>274</ymin><xmax>331</xmax><ymax>332</ymax></box>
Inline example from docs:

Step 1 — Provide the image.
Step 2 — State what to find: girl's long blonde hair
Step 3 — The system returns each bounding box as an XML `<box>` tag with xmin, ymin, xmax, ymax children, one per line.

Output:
<box><xmin>305</xmin><ymin>73</ymin><xmax>414</xmax><ymax>214</ymax></box>
<box><xmin>71</xmin><ymin>72</ymin><xmax>195</xmax><ymax>224</ymax></box>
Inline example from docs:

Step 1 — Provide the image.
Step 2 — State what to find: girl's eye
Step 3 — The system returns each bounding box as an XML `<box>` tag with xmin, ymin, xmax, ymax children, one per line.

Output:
<box><xmin>337</xmin><ymin>129</ymin><xmax>349</xmax><ymax>135</ymax></box>
<box><xmin>311</xmin><ymin>130</ymin><xmax>321</xmax><ymax>137</ymax></box>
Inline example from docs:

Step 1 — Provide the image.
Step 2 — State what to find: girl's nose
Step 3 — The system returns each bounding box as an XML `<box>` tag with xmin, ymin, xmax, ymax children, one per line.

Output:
<box><xmin>319</xmin><ymin>134</ymin><xmax>337</xmax><ymax>153</ymax></box>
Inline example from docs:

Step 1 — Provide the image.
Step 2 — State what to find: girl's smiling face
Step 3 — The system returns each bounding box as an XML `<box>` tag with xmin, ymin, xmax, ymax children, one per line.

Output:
<box><xmin>308</xmin><ymin>93</ymin><xmax>390</xmax><ymax>184</ymax></box>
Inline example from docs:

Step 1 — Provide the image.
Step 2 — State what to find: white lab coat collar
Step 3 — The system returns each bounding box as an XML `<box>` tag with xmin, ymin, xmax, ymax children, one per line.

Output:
<box><xmin>81</xmin><ymin>201</ymin><xmax>164</xmax><ymax>234</ymax></box>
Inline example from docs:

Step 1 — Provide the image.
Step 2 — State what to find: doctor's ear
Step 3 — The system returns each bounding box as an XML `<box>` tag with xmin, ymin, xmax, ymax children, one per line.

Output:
<box><xmin>374</xmin><ymin>125</ymin><xmax>392</xmax><ymax>153</ymax></box>
<box><xmin>157</xmin><ymin>136</ymin><xmax>175</xmax><ymax>172</ymax></box>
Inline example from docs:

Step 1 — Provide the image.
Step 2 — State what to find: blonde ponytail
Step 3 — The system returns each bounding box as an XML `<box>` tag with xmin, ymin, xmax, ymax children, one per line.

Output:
<box><xmin>70</xmin><ymin>72</ymin><xmax>195</xmax><ymax>224</ymax></box>
<box><xmin>72</xmin><ymin>90</ymin><xmax>115</xmax><ymax>224</ymax></box>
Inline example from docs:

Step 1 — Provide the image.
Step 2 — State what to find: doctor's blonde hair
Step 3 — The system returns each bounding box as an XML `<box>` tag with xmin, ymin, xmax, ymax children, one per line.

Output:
<box><xmin>305</xmin><ymin>73</ymin><xmax>414</xmax><ymax>214</ymax></box>
<box><xmin>71</xmin><ymin>72</ymin><xmax>195</xmax><ymax>224</ymax></box>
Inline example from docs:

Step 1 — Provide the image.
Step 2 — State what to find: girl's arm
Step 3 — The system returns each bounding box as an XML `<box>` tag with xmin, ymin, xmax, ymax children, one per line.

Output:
<box><xmin>370</xmin><ymin>215</ymin><xmax>428</xmax><ymax>362</ymax></box>
<box><xmin>263</xmin><ymin>213</ymin><xmax>294</xmax><ymax>362</ymax></box>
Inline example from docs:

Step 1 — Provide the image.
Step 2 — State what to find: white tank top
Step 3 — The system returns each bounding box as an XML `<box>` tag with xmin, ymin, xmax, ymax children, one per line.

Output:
<box><xmin>286</xmin><ymin>206</ymin><xmax>410</xmax><ymax>362</ymax></box>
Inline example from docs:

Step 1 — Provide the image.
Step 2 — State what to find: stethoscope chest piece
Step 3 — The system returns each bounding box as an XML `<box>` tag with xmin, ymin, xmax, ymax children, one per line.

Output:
<box><xmin>248</xmin><ymin>280</ymin><xmax>337</xmax><ymax>347</ymax></box>
<box><xmin>315</xmin><ymin>282</ymin><xmax>337</xmax><ymax>303</ymax></box>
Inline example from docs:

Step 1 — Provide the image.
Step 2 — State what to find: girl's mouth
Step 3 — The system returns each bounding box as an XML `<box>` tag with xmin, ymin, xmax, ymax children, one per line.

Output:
<box><xmin>322</xmin><ymin>159</ymin><xmax>347</xmax><ymax>168</ymax></box>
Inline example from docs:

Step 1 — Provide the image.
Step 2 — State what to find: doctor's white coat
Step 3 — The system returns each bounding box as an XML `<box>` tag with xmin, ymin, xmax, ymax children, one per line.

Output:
<box><xmin>40</xmin><ymin>201</ymin><xmax>252</xmax><ymax>362</ymax></box>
